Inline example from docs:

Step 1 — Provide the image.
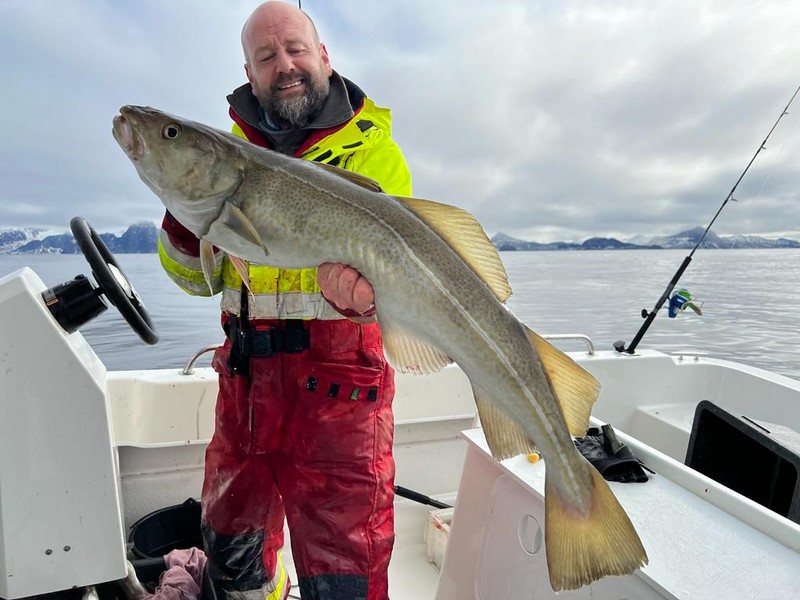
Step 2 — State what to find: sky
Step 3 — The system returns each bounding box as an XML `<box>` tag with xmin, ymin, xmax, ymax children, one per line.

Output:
<box><xmin>1</xmin><ymin>0</ymin><xmax>799</xmax><ymax>243</ymax></box>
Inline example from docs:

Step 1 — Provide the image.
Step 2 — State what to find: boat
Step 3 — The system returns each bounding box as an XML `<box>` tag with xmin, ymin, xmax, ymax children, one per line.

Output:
<box><xmin>1</xmin><ymin>223</ymin><xmax>800</xmax><ymax>600</ymax></box>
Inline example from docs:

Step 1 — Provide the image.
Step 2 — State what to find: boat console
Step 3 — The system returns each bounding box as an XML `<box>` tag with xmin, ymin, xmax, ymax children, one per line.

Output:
<box><xmin>0</xmin><ymin>266</ymin><xmax>128</xmax><ymax>597</ymax></box>
<box><xmin>0</xmin><ymin>218</ymin><xmax>156</xmax><ymax>598</ymax></box>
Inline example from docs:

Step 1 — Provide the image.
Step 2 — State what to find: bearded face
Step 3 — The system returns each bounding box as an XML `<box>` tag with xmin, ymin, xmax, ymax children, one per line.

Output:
<box><xmin>251</xmin><ymin>67</ymin><xmax>331</xmax><ymax>129</ymax></box>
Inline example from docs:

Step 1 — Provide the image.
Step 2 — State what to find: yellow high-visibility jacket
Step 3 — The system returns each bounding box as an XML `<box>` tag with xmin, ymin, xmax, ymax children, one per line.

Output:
<box><xmin>159</xmin><ymin>93</ymin><xmax>412</xmax><ymax>320</ymax></box>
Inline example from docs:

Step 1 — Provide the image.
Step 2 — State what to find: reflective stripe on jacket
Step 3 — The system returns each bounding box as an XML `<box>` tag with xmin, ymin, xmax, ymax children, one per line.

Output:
<box><xmin>158</xmin><ymin>97</ymin><xmax>412</xmax><ymax>319</ymax></box>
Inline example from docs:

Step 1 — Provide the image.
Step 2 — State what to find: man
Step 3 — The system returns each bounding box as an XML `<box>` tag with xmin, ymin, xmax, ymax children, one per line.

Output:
<box><xmin>158</xmin><ymin>2</ymin><xmax>412</xmax><ymax>599</ymax></box>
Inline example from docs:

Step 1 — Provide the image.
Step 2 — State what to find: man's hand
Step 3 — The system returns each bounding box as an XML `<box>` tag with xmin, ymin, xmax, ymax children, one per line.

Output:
<box><xmin>317</xmin><ymin>262</ymin><xmax>375</xmax><ymax>316</ymax></box>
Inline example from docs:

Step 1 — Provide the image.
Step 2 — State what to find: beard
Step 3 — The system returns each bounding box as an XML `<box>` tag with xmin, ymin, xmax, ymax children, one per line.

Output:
<box><xmin>255</xmin><ymin>70</ymin><xmax>330</xmax><ymax>129</ymax></box>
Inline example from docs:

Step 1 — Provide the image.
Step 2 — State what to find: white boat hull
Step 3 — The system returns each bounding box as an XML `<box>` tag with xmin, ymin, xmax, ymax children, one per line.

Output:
<box><xmin>2</xmin><ymin>266</ymin><xmax>800</xmax><ymax>599</ymax></box>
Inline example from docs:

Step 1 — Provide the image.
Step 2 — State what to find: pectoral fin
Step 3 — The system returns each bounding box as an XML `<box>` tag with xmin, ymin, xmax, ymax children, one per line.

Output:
<box><xmin>221</xmin><ymin>203</ymin><xmax>269</xmax><ymax>256</ymax></box>
<box><xmin>395</xmin><ymin>196</ymin><xmax>512</xmax><ymax>302</ymax></box>
<box><xmin>528</xmin><ymin>328</ymin><xmax>600</xmax><ymax>436</ymax></box>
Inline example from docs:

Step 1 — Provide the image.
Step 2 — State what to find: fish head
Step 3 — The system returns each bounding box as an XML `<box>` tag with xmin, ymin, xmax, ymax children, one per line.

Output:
<box><xmin>112</xmin><ymin>105</ymin><xmax>244</xmax><ymax>237</ymax></box>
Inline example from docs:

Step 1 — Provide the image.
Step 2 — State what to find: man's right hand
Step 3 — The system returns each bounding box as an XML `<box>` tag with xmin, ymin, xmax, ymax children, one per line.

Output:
<box><xmin>317</xmin><ymin>262</ymin><xmax>376</xmax><ymax>317</ymax></box>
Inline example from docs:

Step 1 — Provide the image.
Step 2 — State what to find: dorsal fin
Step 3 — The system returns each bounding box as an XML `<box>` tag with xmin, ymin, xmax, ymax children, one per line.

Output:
<box><xmin>528</xmin><ymin>328</ymin><xmax>599</xmax><ymax>436</ymax></box>
<box><xmin>395</xmin><ymin>196</ymin><xmax>512</xmax><ymax>303</ymax></box>
<box><xmin>312</xmin><ymin>161</ymin><xmax>385</xmax><ymax>193</ymax></box>
<box><xmin>309</xmin><ymin>164</ymin><xmax>510</xmax><ymax>303</ymax></box>
<box><xmin>470</xmin><ymin>329</ymin><xmax>599</xmax><ymax>459</ymax></box>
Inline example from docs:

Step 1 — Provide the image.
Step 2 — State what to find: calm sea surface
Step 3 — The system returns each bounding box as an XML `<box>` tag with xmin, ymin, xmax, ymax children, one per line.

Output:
<box><xmin>1</xmin><ymin>249</ymin><xmax>798</xmax><ymax>380</ymax></box>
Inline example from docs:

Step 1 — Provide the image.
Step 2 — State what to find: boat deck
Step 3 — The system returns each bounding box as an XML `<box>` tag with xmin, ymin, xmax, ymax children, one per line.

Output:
<box><xmin>276</xmin><ymin>499</ymin><xmax>443</xmax><ymax>599</ymax></box>
<box><xmin>115</xmin><ymin>352</ymin><xmax>800</xmax><ymax>600</ymax></box>
<box><xmin>437</xmin><ymin>428</ymin><xmax>800</xmax><ymax>600</ymax></box>
<box><xmin>111</xmin><ymin>364</ymin><xmax>471</xmax><ymax>600</ymax></box>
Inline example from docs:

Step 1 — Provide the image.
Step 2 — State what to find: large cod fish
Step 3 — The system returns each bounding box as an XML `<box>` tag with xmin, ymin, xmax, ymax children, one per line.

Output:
<box><xmin>112</xmin><ymin>105</ymin><xmax>647</xmax><ymax>590</ymax></box>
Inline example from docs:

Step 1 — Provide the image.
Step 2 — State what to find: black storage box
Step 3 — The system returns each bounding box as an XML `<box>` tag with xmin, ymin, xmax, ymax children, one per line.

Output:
<box><xmin>685</xmin><ymin>400</ymin><xmax>800</xmax><ymax>524</ymax></box>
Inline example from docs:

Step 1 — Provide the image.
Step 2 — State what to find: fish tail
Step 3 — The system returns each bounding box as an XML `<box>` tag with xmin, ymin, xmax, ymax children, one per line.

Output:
<box><xmin>544</xmin><ymin>461</ymin><xmax>648</xmax><ymax>591</ymax></box>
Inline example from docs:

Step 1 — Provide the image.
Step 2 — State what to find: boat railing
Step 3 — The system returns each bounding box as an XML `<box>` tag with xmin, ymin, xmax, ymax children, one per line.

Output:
<box><xmin>180</xmin><ymin>334</ymin><xmax>596</xmax><ymax>376</ymax></box>
<box><xmin>541</xmin><ymin>333</ymin><xmax>595</xmax><ymax>355</ymax></box>
<box><xmin>181</xmin><ymin>344</ymin><xmax>220</xmax><ymax>375</ymax></box>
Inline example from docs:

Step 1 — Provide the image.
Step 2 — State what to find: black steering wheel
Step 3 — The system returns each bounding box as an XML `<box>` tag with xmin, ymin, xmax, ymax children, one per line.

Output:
<box><xmin>70</xmin><ymin>217</ymin><xmax>159</xmax><ymax>345</ymax></box>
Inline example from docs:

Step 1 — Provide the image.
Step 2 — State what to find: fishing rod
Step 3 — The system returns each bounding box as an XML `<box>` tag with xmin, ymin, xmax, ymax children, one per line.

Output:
<box><xmin>614</xmin><ymin>82</ymin><xmax>800</xmax><ymax>355</ymax></box>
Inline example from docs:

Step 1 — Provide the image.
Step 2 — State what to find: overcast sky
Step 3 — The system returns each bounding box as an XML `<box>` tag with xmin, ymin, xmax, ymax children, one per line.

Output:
<box><xmin>2</xmin><ymin>0</ymin><xmax>799</xmax><ymax>242</ymax></box>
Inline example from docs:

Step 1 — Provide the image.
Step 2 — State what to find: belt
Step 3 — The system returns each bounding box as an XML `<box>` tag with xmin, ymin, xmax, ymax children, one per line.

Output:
<box><xmin>225</xmin><ymin>316</ymin><xmax>311</xmax><ymax>359</ymax></box>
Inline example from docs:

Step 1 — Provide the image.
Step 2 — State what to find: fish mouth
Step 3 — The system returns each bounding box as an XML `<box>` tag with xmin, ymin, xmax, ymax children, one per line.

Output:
<box><xmin>112</xmin><ymin>112</ymin><xmax>144</xmax><ymax>161</ymax></box>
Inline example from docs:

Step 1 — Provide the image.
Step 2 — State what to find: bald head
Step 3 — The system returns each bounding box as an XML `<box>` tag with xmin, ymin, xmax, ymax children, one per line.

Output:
<box><xmin>242</xmin><ymin>1</ymin><xmax>319</xmax><ymax>65</ymax></box>
<box><xmin>240</xmin><ymin>1</ymin><xmax>333</xmax><ymax>129</ymax></box>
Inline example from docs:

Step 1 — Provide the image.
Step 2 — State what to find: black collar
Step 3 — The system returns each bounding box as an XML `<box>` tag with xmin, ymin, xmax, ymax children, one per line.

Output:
<box><xmin>227</xmin><ymin>71</ymin><xmax>366</xmax><ymax>136</ymax></box>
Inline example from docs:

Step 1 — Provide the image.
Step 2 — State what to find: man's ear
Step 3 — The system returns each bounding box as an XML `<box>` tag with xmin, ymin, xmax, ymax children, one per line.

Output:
<box><xmin>320</xmin><ymin>43</ymin><xmax>333</xmax><ymax>76</ymax></box>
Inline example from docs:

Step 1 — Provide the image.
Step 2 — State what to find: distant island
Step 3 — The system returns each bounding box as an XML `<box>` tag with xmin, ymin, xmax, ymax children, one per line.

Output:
<box><xmin>492</xmin><ymin>227</ymin><xmax>800</xmax><ymax>251</ymax></box>
<box><xmin>0</xmin><ymin>222</ymin><xmax>798</xmax><ymax>254</ymax></box>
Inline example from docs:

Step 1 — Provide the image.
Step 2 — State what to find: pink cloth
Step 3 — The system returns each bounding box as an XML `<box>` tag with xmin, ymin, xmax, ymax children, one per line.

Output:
<box><xmin>142</xmin><ymin>547</ymin><xmax>208</xmax><ymax>600</ymax></box>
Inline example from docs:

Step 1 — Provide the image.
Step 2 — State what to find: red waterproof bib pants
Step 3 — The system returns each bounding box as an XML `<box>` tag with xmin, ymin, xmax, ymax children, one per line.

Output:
<box><xmin>202</xmin><ymin>317</ymin><xmax>396</xmax><ymax>600</ymax></box>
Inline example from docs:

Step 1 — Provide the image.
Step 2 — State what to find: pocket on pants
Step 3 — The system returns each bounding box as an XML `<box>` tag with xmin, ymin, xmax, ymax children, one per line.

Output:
<box><xmin>291</xmin><ymin>360</ymin><xmax>393</xmax><ymax>463</ymax></box>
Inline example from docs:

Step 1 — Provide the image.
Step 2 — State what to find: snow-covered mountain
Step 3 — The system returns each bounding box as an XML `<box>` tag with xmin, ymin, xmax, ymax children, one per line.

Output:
<box><xmin>642</xmin><ymin>227</ymin><xmax>800</xmax><ymax>249</ymax></box>
<box><xmin>492</xmin><ymin>228</ymin><xmax>800</xmax><ymax>251</ymax></box>
<box><xmin>0</xmin><ymin>222</ymin><xmax>158</xmax><ymax>254</ymax></box>
<box><xmin>0</xmin><ymin>227</ymin><xmax>55</xmax><ymax>253</ymax></box>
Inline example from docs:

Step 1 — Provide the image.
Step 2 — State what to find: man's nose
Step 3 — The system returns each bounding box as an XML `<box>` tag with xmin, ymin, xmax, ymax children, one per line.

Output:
<box><xmin>275</xmin><ymin>50</ymin><xmax>295</xmax><ymax>73</ymax></box>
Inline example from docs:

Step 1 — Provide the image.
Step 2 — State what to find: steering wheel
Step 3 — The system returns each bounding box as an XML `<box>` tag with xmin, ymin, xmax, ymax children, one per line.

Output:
<box><xmin>70</xmin><ymin>217</ymin><xmax>159</xmax><ymax>345</ymax></box>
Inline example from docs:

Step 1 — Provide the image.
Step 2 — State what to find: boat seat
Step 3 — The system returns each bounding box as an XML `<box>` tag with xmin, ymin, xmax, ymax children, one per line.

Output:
<box><xmin>629</xmin><ymin>402</ymin><xmax>696</xmax><ymax>461</ymax></box>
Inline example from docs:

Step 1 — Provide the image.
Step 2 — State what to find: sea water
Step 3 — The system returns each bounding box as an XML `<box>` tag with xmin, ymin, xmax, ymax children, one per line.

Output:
<box><xmin>0</xmin><ymin>249</ymin><xmax>797</xmax><ymax>379</ymax></box>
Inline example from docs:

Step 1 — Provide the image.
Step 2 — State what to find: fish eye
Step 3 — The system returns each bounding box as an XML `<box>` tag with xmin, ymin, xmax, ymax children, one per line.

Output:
<box><xmin>162</xmin><ymin>124</ymin><xmax>181</xmax><ymax>139</ymax></box>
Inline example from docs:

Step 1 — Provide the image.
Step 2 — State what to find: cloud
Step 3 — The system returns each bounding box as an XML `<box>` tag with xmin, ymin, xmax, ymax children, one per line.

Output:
<box><xmin>1</xmin><ymin>0</ymin><xmax>799</xmax><ymax>241</ymax></box>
